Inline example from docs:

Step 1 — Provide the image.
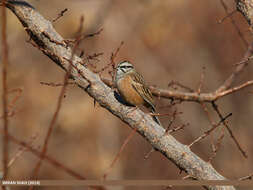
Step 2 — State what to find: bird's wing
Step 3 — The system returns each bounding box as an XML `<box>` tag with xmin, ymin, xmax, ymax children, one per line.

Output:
<box><xmin>130</xmin><ymin>71</ymin><xmax>156</xmax><ymax>111</ymax></box>
<box><xmin>130</xmin><ymin>72</ymin><xmax>162</xmax><ymax>126</ymax></box>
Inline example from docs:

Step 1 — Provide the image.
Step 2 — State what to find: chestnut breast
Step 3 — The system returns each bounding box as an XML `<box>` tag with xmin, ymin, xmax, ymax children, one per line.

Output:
<box><xmin>116</xmin><ymin>75</ymin><xmax>145</xmax><ymax>106</ymax></box>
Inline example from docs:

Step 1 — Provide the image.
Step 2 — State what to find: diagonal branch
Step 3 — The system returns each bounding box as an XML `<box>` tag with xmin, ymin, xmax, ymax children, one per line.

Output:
<box><xmin>30</xmin><ymin>15</ymin><xmax>84</xmax><ymax>182</ymax></box>
<box><xmin>216</xmin><ymin>42</ymin><xmax>253</xmax><ymax>93</ymax></box>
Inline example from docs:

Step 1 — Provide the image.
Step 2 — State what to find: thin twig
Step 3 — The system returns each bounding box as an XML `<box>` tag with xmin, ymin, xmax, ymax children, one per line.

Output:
<box><xmin>84</xmin><ymin>28</ymin><xmax>103</xmax><ymax>39</ymax></box>
<box><xmin>8</xmin><ymin>134</ymin><xmax>85</xmax><ymax>179</ymax></box>
<box><xmin>197</xmin><ymin>66</ymin><xmax>205</xmax><ymax>94</ymax></box>
<box><xmin>189</xmin><ymin>112</ymin><xmax>232</xmax><ymax>147</ymax></box>
<box><xmin>211</xmin><ymin>102</ymin><xmax>247</xmax><ymax>158</ymax></box>
<box><xmin>167</xmin><ymin>123</ymin><xmax>188</xmax><ymax>134</ymax></box>
<box><xmin>215</xmin><ymin>80</ymin><xmax>253</xmax><ymax>99</ymax></box>
<box><xmin>52</xmin><ymin>8</ymin><xmax>68</xmax><ymax>23</ymax></box>
<box><xmin>1</xmin><ymin>0</ymin><xmax>9</xmax><ymax>182</ymax></box>
<box><xmin>239</xmin><ymin>173</ymin><xmax>253</xmax><ymax>180</ymax></box>
<box><xmin>0</xmin><ymin>88</ymin><xmax>23</xmax><ymax>119</ymax></box>
<box><xmin>234</xmin><ymin>54</ymin><xmax>253</xmax><ymax>66</ymax></box>
<box><xmin>8</xmin><ymin>133</ymin><xmax>105</xmax><ymax>190</ymax></box>
<box><xmin>109</xmin><ymin>41</ymin><xmax>124</xmax><ymax>79</ymax></box>
<box><xmin>168</xmin><ymin>81</ymin><xmax>194</xmax><ymax>92</ymax></box>
<box><xmin>216</xmin><ymin>41</ymin><xmax>253</xmax><ymax>93</ymax></box>
<box><xmin>144</xmin><ymin>148</ymin><xmax>155</xmax><ymax>160</ymax></box>
<box><xmin>0</xmin><ymin>110</ymin><xmax>18</xmax><ymax>119</ymax></box>
<box><xmin>8</xmin><ymin>133</ymin><xmax>38</xmax><ymax>168</ymax></box>
<box><xmin>30</xmin><ymin>54</ymin><xmax>72</xmax><ymax>180</ymax></box>
<box><xmin>103</xmin><ymin>128</ymin><xmax>136</xmax><ymax>179</ymax></box>
<box><xmin>65</xmin><ymin>28</ymin><xmax>103</xmax><ymax>46</ymax></box>
<box><xmin>30</xmin><ymin>16</ymin><xmax>85</xmax><ymax>182</ymax></box>
<box><xmin>208</xmin><ymin>132</ymin><xmax>225</xmax><ymax>163</ymax></box>
<box><xmin>96</xmin><ymin>41</ymin><xmax>124</xmax><ymax>82</ymax></box>
<box><xmin>219</xmin><ymin>0</ymin><xmax>248</xmax><ymax>47</ymax></box>
<box><xmin>165</xmin><ymin>109</ymin><xmax>178</xmax><ymax>133</ymax></box>
<box><xmin>86</xmin><ymin>52</ymin><xmax>104</xmax><ymax>61</ymax></box>
<box><xmin>199</xmin><ymin>102</ymin><xmax>221</xmax><ymax>158</ymax></box>
<box><xmin>7</xmin><ymin>88</ymin><xmax>23</xmax><ymax>110</ymax></box>
<box><xmin>217</xmin><ymin>10</ymin><xmax>237</xmax><ymax>24</ymax></box>
<box><xmin>100</xmin><ymin>76</ymin><xmax>253</xmax><ymax>103</ymax></box>
<box><xmin>40</xmin><ymin>81</ymin><xmax>75</xmax><ymax>87</ymax></box>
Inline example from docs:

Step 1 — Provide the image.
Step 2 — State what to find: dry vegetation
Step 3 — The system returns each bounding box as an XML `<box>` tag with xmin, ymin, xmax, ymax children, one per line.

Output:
<box><xmin>1</xmin><ymin>0</ymin><xmax>253</xmax><ymax>190</ymax></box>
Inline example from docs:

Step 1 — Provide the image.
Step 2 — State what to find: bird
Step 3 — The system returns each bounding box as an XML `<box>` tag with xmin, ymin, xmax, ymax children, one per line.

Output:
<box><xmin>115</xmin><ymin>60</ymin><xmax>161</xmax><ymax>126</ymax></box>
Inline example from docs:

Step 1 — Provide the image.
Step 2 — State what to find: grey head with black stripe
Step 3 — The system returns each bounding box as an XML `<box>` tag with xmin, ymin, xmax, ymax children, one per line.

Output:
<box><xmin>115</xmin><ymin>61</ymin><xmax>135</xmax><ymax>80</ymax></box>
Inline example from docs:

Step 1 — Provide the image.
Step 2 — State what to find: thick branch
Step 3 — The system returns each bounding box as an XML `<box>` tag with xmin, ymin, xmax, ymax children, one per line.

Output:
<box><xmin>2</xmin><ymin>1</ymin><xmax>236</xmax><ymax>189</ymax></box>
<box><xmin>103</xmin><ymin>78</ymin><xmax>253</xmax><ymax>103</ymax></box>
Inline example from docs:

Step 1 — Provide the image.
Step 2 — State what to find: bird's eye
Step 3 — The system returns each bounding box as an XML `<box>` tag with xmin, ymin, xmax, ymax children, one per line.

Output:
<box><xmin>120</xmin><ymin>65</ymin><xmax>132</xmax><ymax>69</ymax></box>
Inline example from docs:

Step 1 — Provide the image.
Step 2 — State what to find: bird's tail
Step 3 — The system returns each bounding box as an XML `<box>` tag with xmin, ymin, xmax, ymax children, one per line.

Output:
<box><xmin>151</xmin><ymin>107</ymin><xmax>162</xmax><ymax>127</ymax></box>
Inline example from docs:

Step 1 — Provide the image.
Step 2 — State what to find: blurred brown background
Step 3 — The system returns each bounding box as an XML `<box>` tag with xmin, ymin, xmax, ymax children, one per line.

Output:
<box><xmin>0</xmin><ymin>0</ymin><xmax>253</xmax><ymax>190</ymax></box>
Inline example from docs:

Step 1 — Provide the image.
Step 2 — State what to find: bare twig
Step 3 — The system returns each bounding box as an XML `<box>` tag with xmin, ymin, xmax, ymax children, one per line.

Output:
<box><xmin>165</xmin><ymin>109</ymin><xmax>179</xmax><ymax>133</ymax></box>
<box><xmin>65</xmin><ymin>28</ymin><xmax>103</xmax><ymax>46</ymax></box>
<box><xmin>218</xmin><ymin>10</ymin><xmax>237</xmax><ymax>24</ymax></box>
<box><xmin>239</xmin><ymin>173</ymin><xmax>253</xmax><ymax>180</ymax></box>
<box><xmin>84</xmin><ymin>28</ymin><xmax>103</xmax><ymax>39</ymax></box>
<box><xmin>199</xmin><ymin>102</ymin><xmax>223</xmax><ymax>157</ymax></box>
<box><xmin>168</xmin><ymin>80</ymin><xmax>194</xmax><ymax>92</ymax></box>
<box><xmin>197</xmin><ymin>67</ymin><xmax>206</xmax><ymax>94</ymax></box>
<box><xmin>111</xmin><ymin>41</ymin><xmax>124</xmax><ymax>65</ymax></box>
<box><xmin>167</xmin><ymin>123</ymin><xmax>188</xmax><ymax>134</ymax></box>
<box><xmin>0</xmin><ymin>110</ymin><xmax>18</xmax><ymax>119</ymax></box>
<box><xmin>0</xmin><ymin>88</ymin><xmax>23</xmax><ymax>119</ymax></box>
<box><xmin>201</xmin><ymin>103</ymin><xmax>215</xmax><ymax>126</ymax></box>
<box><xmin>52</xmin><ymin>8</ymin><xmax>68</xmax><ymax>23</ymax></box>
<box><xmin>103</xmin><ymin>128</ymin><xmax>136</xmax><ymax>179</ymax></box>
<box><xmin>154</xmin><ymin>80</ymin><xmax>253</xmax><ymax>102</ymax></box>
<box><xmin>7</xmin><ymin>88</ymin><xmax>23</xmax><ymax>110</ymax></box>
<box><xmin>211</xmin><ymin>102</ymin><xmax>247</xmax><ymax>158</ymax></box>
<box><xmin>30</xmin><ymin>16</ymin><xmax>85</xmax><ymax>182</ymax></box>
<box><xmin>215</xmin><ymin>80</ymin><xmax>253</xmax><ymax>99</ymax></box>
<box><xmin>8</xmin><ymin>134</ymin><xmax>86</xmax><ymax>179</ymax></box>
<box><xmin>8</xmin><ymin>133</ymin><xmax>38</xmax><ymax>168</ymax></box>
<box><xmin>102</xmin><ymin>76</ymin><xmax>253</xmax><ymax>103</ymax></box>
<box><xmin>189</xmin><ymin>112</ymin><xmax>232</xmax><ymax>147</ymax></box>
<box><xmin>219</xmin><ymin>0</ymin><xmax>248</xmax><ymax>47</ymax></box>
<box><xmin>234</xmin><ymin>54</ymin><xmax>253</xmax><ymax>66</ymax></box>
<box><xmin>30</xmin><ymin>52</ymin><xmax>71</xmax><ymax>180</ymax></box>
<box><xmin>40</xmin><ymin>81</ymin><xmax>75</xmax><ymax>87</ymax></box>
<box><xmin>144</xmin><ymin>148</ymin><xmax>155</xmax><ymax>160</ymax></box>
<box><xmin>208</xmin><ymin>132</ymin><xmax>225</xmax><ymax>162</ymax></box>
<box><xmin>1</xmin><ymin>0</ymin><xmax>9</xmax><ymax>181</ymax></box>
<box><xmin>109</xmin><ymin>41</ymin><xmax>124</xmax><ymax>78</ymax></box>
<box><xmin>86</xmin><ymin>52</ymin><xmax>104</xmax><ymax>61</ymax></box>
<box><xmin>216</xmin><ymin>41</ymin><xmax>253</xmax><ymax>93</ymax></box>
<box><xmin>96</xmin><ymin>41</ymin><xmax>124</xmax><ymax>82</ymax></box>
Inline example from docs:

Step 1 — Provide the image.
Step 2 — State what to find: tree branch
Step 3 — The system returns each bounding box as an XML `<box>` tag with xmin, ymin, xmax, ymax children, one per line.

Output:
<box><xmin>102</xmin><ymin>78</ymin><xmax>253</xmax><ymax>103</ymax></box>
<box><xmin>1</xmin><ymin>0</ymin><xmax>9</xmax><ymax>182</ymax></box>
